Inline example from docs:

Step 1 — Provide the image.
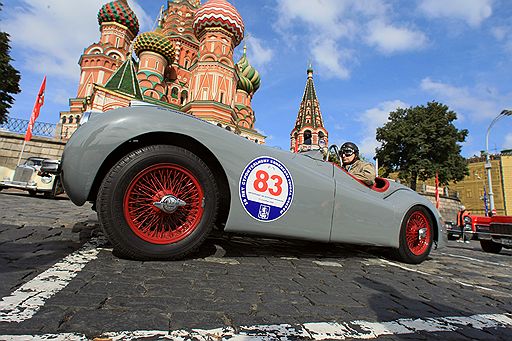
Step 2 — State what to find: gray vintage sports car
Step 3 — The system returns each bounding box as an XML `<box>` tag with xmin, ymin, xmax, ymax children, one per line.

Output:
<box><xmin>61</xmin><ymin>106</ymin><xmax>445</xmax><ymax>264</ymax></box>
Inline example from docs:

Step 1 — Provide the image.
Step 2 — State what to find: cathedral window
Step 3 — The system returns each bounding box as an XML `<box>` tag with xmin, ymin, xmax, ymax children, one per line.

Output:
<box><xmin>69</xmin><ymin>116</ymin><xmax>74</xmax><ymax>124</ymax></box>
<box><xmin>184</xmin><ymin>60</ymin><xmax>189</xmax><ymax>69</ymax></box>
<box><xmin>115</xmin><ymin>37</ymin><xmax>120</xmax><ymax>48</ymax></box>
<box><xmin>304</xmin><ymin>130</ymin><xmax>312</xmax><ymax>145</ymax></box>
<box><xmin>155</xmin><ymin>61</ymin><xmax>160</xmax><ymax>71</ymax></box>
<box><xmin>219</xmin><ymin>92</ymin><xmax>224</xmax><ymax>104</ymax></box>
<box><xmin>171</xmin><ymin>87</ymin><xmax>179</xmax><ymax>99</ymax></box>
<box><xmin>62</xmin><ymin>117</ymin><xmax>67</xmax><ymax>124</ymax></box>
<box><xmin>180</xmin><ymin>90</ymin><xmax>188</xmax><ymax>105</ymax></box>
<box><xmin>75</xmin><ymin>115</ymin><xmax>80</xmax><ymax>123</ymax></box>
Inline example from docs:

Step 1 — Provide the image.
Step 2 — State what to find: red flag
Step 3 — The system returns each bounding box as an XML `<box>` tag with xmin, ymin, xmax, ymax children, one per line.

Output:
<box><xmin>435</xmin><ymin>171</ymin><xmax>440</xmax><ymax>209</ymax></box>
<box><xmin>24</xmin><ymin>76</ymin><xmax>46</xmax><ymax>142</ymax></box>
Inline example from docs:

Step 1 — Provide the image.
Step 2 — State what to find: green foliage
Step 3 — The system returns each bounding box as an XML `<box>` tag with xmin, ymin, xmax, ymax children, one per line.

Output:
<box><xmin>0</xmin><ymin>2</ymin><xmax>21</xmax><ymax>124</ymax></box>
<box><xmin>375</xmin><ymin>101</ymin><xmax>469</xmax><ymax>190</ymax></box>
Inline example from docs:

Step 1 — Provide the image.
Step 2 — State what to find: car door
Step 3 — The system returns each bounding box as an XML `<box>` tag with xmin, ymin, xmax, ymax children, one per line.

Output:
<box><xmin>330</xmin><ymin>167</ymin><xmax>398</xmax><ymax>247</ymax></box>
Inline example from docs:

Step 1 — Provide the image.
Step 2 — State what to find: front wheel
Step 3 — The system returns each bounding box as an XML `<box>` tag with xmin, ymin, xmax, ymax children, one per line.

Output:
<box><xmin>97</xmin><ymin>145</ymin><xmax>218</xmax><ymax>260</ymax></box>
<box><xmin>480</xmin><ymin>240</ymin><xmax>502</xmax><ymax>254</ymax></box>
<box><xmin>394</xmin><ymin>206</ymin><xmax>434</xmax><ymax>264</ymax></box>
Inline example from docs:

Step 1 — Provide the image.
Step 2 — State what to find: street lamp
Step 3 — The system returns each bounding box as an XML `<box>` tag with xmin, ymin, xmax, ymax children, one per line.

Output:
<box><xmin>485</xmin><ymin>109</ymin><xmax>512</xmax><ymax>216</ymax></box>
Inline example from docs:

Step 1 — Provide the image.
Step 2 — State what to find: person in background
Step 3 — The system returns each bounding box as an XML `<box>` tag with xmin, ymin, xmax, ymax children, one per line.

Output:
<box><xmin>456</xmin><ymin>205</ymin><xmax>471</xmax><ymax>243</ymax></box>
<box><xmin>339</xmin><ymin>142</ymin><xmax>376</xmax><ymax>186</ymax></box>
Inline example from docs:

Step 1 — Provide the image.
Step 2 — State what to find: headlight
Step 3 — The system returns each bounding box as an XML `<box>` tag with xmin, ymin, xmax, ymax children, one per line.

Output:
<box><xmin>464</xmin><ymin>216</ymin><xmax>471</xmax><ymax>224</ymax></box>
<box><xmin>40</xmin><ymin>176</ymin><xmax>52</xmax><ymax>184</ymax></box>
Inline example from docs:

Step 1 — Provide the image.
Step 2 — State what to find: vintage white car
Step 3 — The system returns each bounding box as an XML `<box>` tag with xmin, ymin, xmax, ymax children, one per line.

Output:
<box><xmin>0</xmin><ymin>157</ymin><xmax>63</xmax><ymax>198</ymax></box>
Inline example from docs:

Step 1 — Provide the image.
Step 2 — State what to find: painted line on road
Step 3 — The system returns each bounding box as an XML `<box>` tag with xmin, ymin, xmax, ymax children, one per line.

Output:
<box><xmin>0</xmin><ymin>237</ymin><xmax>105</xmax><ymax>323</ymax></box>
<box><xmin>377</xmin><ymin>259</ymin><xmax>511</xmax><ymax>297</ymax></box>
<box><xmin>1</xmin><ymin>313</ymin><xmax>511</xmax><ymax>340</ymax></box>
<box><xmin>440</xmin><ymin>252</ymin><xmax>510</xmax><ymax>267</ymax></box>
<box><xmin>313</xmin><ymin>260</ymin><xmax>343</xmax><ymax>268</ymax></box>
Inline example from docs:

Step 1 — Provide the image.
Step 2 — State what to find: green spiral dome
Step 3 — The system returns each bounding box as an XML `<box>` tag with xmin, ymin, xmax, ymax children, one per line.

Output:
<box><xmin>98</xmin><ymin>0</ymin><xmax>139</xmax><ymax>36</ymax></box>
<box><xmin>237</xmin><ymin>74</ymin><xmax>254</xmax><ymax>94</ymax></box>
<box><xmin>133</xmin><ymin>31</ymin><xmax>175</xmax><ymax>64</ymax></box>
<box><xmin>236</xmin><ymin>47</ymin><xmax>260</xmax><ymax>94</ymax></box>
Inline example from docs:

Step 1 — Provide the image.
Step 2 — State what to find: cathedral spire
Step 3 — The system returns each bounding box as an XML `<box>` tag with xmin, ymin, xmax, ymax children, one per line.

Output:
<box><xmin>290</xmin><ymin>64</ymin><xmax>328</xmax><ymax>152</ymax></box>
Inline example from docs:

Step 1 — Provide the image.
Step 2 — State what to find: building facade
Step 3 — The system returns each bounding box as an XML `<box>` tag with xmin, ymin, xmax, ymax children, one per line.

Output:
<box><xmin>58</xmin><ymin>0</ymin><xmax>264</xmax><ymax>143</ymax></box>
<box><xmin>448</xmin><ymin>152</ymin><xmax>512</xmax><ymax>216</ymax></box>
<box><xmin>290</xmin><ymin>65</ymin><xmax>328</xmax><ymax>152</ymax></box>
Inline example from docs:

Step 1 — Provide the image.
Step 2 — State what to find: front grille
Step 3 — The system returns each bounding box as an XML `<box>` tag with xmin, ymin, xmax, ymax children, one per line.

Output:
<box><xmin>489</xmin><ymin>223</ymin><xmax>512</xmax><ymax>235</ymax></box>
<box><xmin>12</xmin><ymin>167</ymin><xmax>34</xmax><ymax>182</ymax></box>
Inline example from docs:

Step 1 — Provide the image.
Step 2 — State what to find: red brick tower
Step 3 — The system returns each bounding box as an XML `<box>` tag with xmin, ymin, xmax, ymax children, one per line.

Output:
<box><xmin>290</xmin><ymin>65</ymin><xmax>328</xmax><ymax>152</ymax></box>
<box><xmin>59</xmin><ymin>0</ymin><xmax>139</xmax><ymax>139</ymax></box>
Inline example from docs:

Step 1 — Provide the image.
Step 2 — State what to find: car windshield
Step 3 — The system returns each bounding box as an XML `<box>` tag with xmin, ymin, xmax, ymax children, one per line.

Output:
<box><xmin>25</xmin><ymin>159</ymin><xmax>43</xmax><ymax>167</ymax></box>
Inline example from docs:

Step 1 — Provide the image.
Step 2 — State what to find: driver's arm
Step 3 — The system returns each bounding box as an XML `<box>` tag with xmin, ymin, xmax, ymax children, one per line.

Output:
<box><xmin>352</xmin><ymin>163</ymin><xmax>376</xmax><ymax>186</ymax></box>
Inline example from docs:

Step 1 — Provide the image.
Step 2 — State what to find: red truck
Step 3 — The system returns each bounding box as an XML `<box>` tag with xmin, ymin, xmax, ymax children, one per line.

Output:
<box><xmin>463</xmin><ymin>215</ymin><xmax>512</xmax><ymax>253</ymax></box>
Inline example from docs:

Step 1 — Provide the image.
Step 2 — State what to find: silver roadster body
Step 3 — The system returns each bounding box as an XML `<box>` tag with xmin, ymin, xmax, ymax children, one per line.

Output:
<box><xmin>61</xmin><ymin>106</ymin><xmax>446</xmax><ymax>263</ymax></box>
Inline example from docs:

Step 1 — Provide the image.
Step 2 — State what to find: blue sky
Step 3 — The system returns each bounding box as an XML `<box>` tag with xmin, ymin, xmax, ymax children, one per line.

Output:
<box><xmin>2</xmin><ymin>0</ymin><xmax>512</xmax><ymax>159</ymax></box>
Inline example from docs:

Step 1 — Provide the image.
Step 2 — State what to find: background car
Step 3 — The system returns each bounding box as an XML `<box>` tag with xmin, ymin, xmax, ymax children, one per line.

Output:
<box><xmin>0</xmin><ymin>157</ymin><xmax>63</xmax><ymax>198</ymax></box>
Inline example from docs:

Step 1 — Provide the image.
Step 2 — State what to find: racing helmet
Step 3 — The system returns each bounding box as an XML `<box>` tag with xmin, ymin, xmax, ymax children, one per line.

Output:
<box><xmin>340</xmin><ymin>142</ymin><xmax>359</xmax><ymax>157</ymax></box>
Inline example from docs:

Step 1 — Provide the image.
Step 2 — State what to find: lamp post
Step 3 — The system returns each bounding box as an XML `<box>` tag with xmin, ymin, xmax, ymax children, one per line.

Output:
<box><xmin>485</xmin><ymin>109</ymin><xmax>512</xmax><ymax>216</ymax></box>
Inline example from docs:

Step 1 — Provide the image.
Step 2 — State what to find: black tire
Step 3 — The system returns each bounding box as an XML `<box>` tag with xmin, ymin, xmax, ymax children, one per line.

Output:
<box><xmin>97</xmin><ymin>145</ymin><xmax>218</xmax><ymax>260</ymax></box>
<box><xmin>480</xmin><ymin>240</ymin><xmax>502</xmax><ymax>254</ymax></box>
<box><xmin>394</xmin><ymin>206</ymin><xmax>434</xmax><ymax>264</ymax></box>
<box><xmin>28</xmin><ymin>190</ymin><xmax>37</xmax><ymax>197</ymax></box>
<box><xmin>0</xmin><ymin>186</ymin><xmax>4</xmax><ymax>192</ymax></box>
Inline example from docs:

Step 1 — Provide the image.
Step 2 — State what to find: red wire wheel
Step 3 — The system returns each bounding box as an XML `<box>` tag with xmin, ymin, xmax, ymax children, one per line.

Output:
<box><xmin>123</xmin><ymin>163</ymin><xmax>204</xmax><ymax>245</ymax></box>
<box><xmin>405</xmin><ymin>211</ymin><xmax>431</xmax><ymax>256</ymax></box>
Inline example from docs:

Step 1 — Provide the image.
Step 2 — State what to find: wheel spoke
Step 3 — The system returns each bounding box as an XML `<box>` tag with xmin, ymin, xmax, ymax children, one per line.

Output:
<box><xmin>123</xmin><ymin>163</ymin><xmax>205</xmax><ymax>245</ymax></box>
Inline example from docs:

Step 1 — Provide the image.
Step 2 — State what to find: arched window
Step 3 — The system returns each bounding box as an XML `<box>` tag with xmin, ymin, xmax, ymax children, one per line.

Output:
<box><xmin>304</xmin><ymin>130</ymin><xmax>312</xmax><ymax>145</ymax></box>
<box><xmin>184</xmin><ymin>59</ymin><xmax>190</xmax><ymax>69</ymax></box>
<box><xmin>68</xmin><ymin>116</ymin><xmax>74</xmax><ymax>124</ymax></box>
<box><xmin>75</xmin><ymin>115</ymin><xmax>80</xmax><ymax>123</ymax></box>
<box><xmin>217</xmin><ymin>123</ymin><xmax>222</xmax><ymax>127</ymax></box>
<box><xmin>225</xmin><ymin>126</ymin><xmax>232</xmax><ymax>132</ymax></box>
<box><xmin>171</xmin><ymin>87</ymin><xmax>179</xmax><ymax>99</ymax></box>
<box><xmin>61</xmin><ymin>117</ymin><xmax>67</xmax><ymax>124</ymax></box>
<box><xmin>180</xmin><ymin>90</ymin><xmax>188</xmax><ymax>105</ymax></box>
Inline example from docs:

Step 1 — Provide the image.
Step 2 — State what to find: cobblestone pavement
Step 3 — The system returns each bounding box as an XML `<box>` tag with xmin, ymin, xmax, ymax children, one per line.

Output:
<box><xmin>0</xmin><ymin>189</ymin><xmax>511</xmax><ymax>340</ymax></box>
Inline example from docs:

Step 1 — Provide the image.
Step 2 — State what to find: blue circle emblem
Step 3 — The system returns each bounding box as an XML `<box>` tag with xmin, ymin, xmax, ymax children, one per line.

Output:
<box><xmin>239</xmin><ymin>157</ymin><xmax>294</xmax><ymax>222</ymax></box>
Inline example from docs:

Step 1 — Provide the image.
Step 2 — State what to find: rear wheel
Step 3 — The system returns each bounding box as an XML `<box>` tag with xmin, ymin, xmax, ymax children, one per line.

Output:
<box><xmin>28</xmin><ymin>190</ymin><xmax>37</xmax><ymax>197</ymax></box>
<box><xmin>97</xmin><ymin>145</ymin><xmax>218</xmax><ymax>260</ymax></box>
<box><xmin>394</xmin><ymin>206</ymin><xmax>434</xmax><ymax>264</ymax></box>
<box><xmin>480</xmin><ymin>240</ymin><xmax>502</xmax><ymax>253</ymax></box>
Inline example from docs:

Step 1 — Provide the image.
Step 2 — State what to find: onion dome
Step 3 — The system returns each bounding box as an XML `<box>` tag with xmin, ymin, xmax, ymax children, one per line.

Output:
<box><xmin>98</xmin><ymin>0</ymin><xmax>140</xmax><ymax>36</ymax></box>
<box><xmin>133</xmin><ymin>31</ymin><xmax>175</xmax><ymax>64</ymax></box>
<box><xmin>236</xmin><ymin>45</ymin><xmax>260</xmax><ymax>93</ymax></box>
<box><xmin>193</xmin><ymin>0</ymin><xmax>245</xmax><ymax>47</ymax></box>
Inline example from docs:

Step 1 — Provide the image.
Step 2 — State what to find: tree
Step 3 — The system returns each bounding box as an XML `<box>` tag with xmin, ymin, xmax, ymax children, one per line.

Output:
<box><xmin>0</xmin><ymin>2</ymin><xmax>21</xmax><ymax>124</ymax></box>
<box><xmin>375</xmin><ymin>101</ymin><xmax>469</xmax><ymax>191</ymax></box>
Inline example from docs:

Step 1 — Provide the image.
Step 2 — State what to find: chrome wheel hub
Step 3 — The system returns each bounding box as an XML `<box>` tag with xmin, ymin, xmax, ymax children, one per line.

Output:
<box><xmin>418</xmin><ymin>228</ymin><xmax>427</xmax><ymax>240</ymax></box>
<box><xmin>153</xmin><ymin>195</ymin><xmax>187</xmax><ymax>214</ymax></box>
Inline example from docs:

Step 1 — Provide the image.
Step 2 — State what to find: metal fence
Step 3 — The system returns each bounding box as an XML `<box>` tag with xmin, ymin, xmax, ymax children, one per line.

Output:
<box><xmin>0</xmin><ymin>117</ymin><xmax>57</xmax><ymax>138</ymax></box>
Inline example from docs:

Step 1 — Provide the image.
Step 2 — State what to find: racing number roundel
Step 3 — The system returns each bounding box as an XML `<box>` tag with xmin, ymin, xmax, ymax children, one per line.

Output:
<box><xmin>239</xmin><ymin>157</ymin><xmax>294</xmax><ymax>222</ymax></box>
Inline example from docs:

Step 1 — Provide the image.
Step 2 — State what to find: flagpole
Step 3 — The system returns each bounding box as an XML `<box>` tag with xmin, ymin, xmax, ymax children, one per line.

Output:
<box><xmin>17</xmin><ymin>140</ymin><xmax>27</xmax><ymax>166</ymax></box>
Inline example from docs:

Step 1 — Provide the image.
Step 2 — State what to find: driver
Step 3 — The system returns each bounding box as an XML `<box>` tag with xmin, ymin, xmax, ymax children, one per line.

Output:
<box><xmin>340</xmin><ymin>142</ymin><xmax>376</xmax><ymax>186</ymax></box>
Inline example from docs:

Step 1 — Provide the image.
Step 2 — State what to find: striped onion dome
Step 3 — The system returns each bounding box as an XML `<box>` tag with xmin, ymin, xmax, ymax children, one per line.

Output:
<box><xmin>236</xmin><ymin>45</ymin><xmax>260</xmax><ymax>93</ymax></box>
<box><xmin>133</xmin><ymin>31</ymin><xmax>175</xmax><ymax>64</ymax></box>
<box><xmin>193</xmin><ymin>0</ymin><xmax>245</xmax><ymax>47</ymax></box>
<box><xmin>98</xmin><ymin>0</ymin><xmax>139</xmax><ymax>36</ymax></box>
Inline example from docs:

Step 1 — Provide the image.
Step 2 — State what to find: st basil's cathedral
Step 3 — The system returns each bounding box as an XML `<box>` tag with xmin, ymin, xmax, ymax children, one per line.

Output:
<box><xmin>58</xmin><ymin>0</ymin><xmax>265</xmax><ymax>144</ymax></box>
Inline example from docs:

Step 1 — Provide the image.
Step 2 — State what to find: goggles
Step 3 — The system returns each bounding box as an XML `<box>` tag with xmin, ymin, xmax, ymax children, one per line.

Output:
<box><xmin>340</xmin><ymin>149</ymin><xmax>355</xmax><ymax>157</ymax></box>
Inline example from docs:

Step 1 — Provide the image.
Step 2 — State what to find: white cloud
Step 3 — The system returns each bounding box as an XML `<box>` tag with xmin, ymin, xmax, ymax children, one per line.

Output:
<box><xmin>275</xmin><ymin>0</ymin><xmax>428</xmax><ymax>79</ymax></box>
<box><xmin>419</xmin><ymin>0</ymin><xmax>493</xmax><ymax>27</ymax></box>
<box><xmin>358</xmin><ymin>100</ymin><xmax>409</xmax><ymax>157</ymax></box>
<box><xmin>311</xmin><ymin>39</ymin><xmax>352</xmax><ymax>79</ymax></box>
<box><xmin>4</xmin><ymin>0</ymin><xmax>151</xmax><ymax>80</ymax></box>
<box><xmin>245</xmin><ymin>35</ymin><xmax>274</xmax><ymax>69</ymax></box>
<box><xmin>420</xmin><ymin>77</ymin><xmax>498</xmax><ymax>120</ymax></box>
<box><xmin>365</xmin><ymin>20</ymin><xmax>428</xmax><ymax>54</ymax></box>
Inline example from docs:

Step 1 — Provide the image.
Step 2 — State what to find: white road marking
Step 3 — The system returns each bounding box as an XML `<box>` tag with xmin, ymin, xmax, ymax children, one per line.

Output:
<box><xmin>313</xmin><ymin>261</ymin><xmax>343</xmax><ymax>268</ymax></box>
<box><xmin>377</xmin><ymin>258</ymin><xmax>512</xmax><ymax>297</ymax></box>
<box><xmin>0</xmin><ymin>238</ymin><xmax>105</xmax><ymax>323</ymax></box>
<box><xmin>440</xmin><ymin>252</ymin><xmax>510</xmax><ymax>267</ymax></box>
<box><xmin>201</xmin><ymin>257</ymin><xmax>240</xmax><ymax>265</ymax></box>
<box><xmin>1</xmin><ymin>313</ymin><xmax>511</xmax><ymax>340</ymax></box>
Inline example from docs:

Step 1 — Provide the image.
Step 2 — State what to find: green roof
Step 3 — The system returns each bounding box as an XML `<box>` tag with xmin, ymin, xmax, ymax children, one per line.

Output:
<box><xmin>104</xmin><ymin>57</ymin><xmax>143</xmax><ymax>100</ymax></box>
